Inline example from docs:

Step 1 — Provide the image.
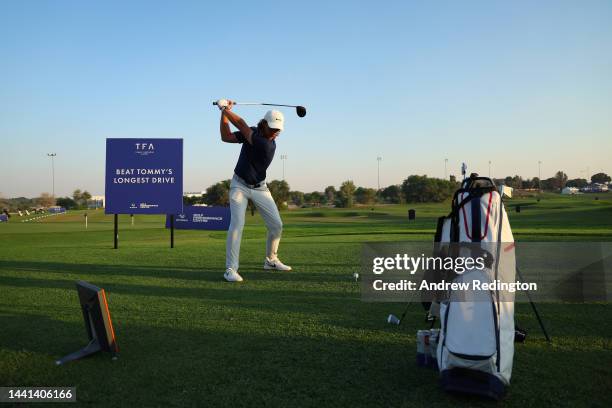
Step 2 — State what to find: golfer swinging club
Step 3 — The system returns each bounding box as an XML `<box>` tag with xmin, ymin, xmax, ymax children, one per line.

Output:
<box><xmin>217</xmin><ymin>99</ymin><xmax>292</xmax><ymax>282</ymax></box>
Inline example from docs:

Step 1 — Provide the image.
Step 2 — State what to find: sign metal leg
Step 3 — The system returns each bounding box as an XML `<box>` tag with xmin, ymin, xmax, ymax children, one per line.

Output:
<box><xmin>170</xmin><ymin>215</ymin><xmax>174</xmax><ymax>248</ymax></box>
<box><xmin>114</xmin><ymin>214</ymin><xmax>118</xmax><ymax>249</ymax></box>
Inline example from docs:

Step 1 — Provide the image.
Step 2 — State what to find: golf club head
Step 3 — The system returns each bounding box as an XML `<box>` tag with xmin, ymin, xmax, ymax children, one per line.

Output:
<box><xmin>387</xmin><ymin>314</ymin><xmax>401</xmax><ymax>325</ymax></box>
<box><xmin>296</xmin><ymin>106</ymin><xmax>306</xmax><ymax>117</ymax></box>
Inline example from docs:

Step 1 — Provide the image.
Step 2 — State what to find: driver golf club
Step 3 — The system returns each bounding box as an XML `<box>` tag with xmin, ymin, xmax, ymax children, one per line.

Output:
<box><xmin>213</xmin><ymin>101</ymin><xmax>307</xmax><ymax>117</ymax></box>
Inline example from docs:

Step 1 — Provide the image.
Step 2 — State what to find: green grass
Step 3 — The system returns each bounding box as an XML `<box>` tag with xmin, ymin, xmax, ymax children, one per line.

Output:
<box><xmin>1</xmin><ymin>194</ymin><xmax>611</xmax><ymax>407</ymax></box>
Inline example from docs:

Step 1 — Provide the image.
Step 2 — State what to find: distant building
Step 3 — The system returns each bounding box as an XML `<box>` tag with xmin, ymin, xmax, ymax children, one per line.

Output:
<box><xmin>184</xmin><ymin>191</ymin><xmax>205</xmax><ymax>198</ymax></box>
<box><xmin>88</xmin><ymin>195</ymin><xmax>105</xmax><ymax>209</ymax></box>
<box><xmin>497</xmin><ymin>184</ymin><xmax>513</xmax><ymax>198</ymax></box>
<box><xmin>561</xmin><ymin>187</ymin><xmax>579</xmax><ymax>195</ymax></box>
<box><xmin>580</xmin><ymin>184</ymin><xmax>609</xmax><ymax>193</ymax></box>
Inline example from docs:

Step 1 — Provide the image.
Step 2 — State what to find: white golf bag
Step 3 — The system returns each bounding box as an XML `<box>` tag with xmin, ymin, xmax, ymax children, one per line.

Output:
<box><xmin>433</xmin><ymin>175</ymin><xmax>516</xmax><ymax>400</ymax></box>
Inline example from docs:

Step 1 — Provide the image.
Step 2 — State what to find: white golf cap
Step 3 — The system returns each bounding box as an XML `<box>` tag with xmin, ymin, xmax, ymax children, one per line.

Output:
<box><xmin>264</xmin><ymin>110</ymin><xmax>284</xmax><ymax>131</ymax></box>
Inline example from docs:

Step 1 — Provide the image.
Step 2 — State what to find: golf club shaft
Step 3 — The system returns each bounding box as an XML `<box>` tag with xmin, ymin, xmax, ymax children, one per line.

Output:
<box><xmin>213</xmin><ymin>101</ymin><xmax>300</xmax><ymax>108</ymax></box>
<box><xmin>398</xmin><ymin>302</ymin><xmax>412</xmax><ymax>325</ymax></box>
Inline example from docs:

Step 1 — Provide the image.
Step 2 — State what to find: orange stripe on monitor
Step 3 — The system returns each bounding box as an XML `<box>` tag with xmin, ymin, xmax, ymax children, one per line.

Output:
<box><xmin>101</xmin><ymin>289</ymin><xmax>118</xmax><ymax>352</ymax></box>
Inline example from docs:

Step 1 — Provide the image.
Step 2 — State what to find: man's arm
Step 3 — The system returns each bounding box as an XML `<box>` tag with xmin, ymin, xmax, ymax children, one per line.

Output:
<box><xmin>220</xmin><ymin>109</ymin><xmax>239</xmax><ymax>143</ymax></box>
<box><xmin>221</xmin><ymin>101</ymin><xmax>253</xmax><ymax>144</ymax></box>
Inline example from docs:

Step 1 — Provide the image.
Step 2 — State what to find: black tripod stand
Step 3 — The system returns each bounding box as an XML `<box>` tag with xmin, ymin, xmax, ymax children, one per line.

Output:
<box><xmin>516</xmin><ymin>266</ymin><xmax>551</xmax><ymax>342</ymax></box>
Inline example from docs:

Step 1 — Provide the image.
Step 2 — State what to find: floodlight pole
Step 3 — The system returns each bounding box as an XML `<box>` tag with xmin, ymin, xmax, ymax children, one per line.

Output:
<box><xmin>280</xmin><ymin>155</ymin><xmax>287</xmax><ymax>180</ymax></box>
<box><xmin>444</xmin><ymin>158</ymin><xmax>448</xmax><ymax>180</ymax></box>
<box><xmin>538</xmin><ymin>161</ymin><xmax>542</xmax><ymax>191</ymax></box>
<box><xmin>377</xmin><ymin>156</ymin><xmax>382</xmax><ymax>190</ymax></box>
<box><xmin>47</xmin><ymin>153</ymin><xmax>57</xmax><ymax>197</ymax></box>
<box><xmin>587</xmin><ymin>166</ymin><xmax>590</xmax><ymax>182</ymax></box>
<box><xmin>488</xmin><ymin>160</ymin><xmax>492</xmax><ymax>178</ymax></box>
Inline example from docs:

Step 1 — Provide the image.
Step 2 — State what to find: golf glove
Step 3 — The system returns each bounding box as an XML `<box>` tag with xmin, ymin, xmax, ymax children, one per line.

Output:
<box><xmin>216</xmin><ymin>99</ymin><xmax>229</xmax><ymax>110</ymax></box>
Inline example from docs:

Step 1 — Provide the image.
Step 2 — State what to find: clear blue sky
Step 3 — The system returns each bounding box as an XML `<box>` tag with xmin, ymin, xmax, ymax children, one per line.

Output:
<box><xmin>1</xmin><ymin>0</ymin><xmax>611</xmax><ymax>197</ymax></box>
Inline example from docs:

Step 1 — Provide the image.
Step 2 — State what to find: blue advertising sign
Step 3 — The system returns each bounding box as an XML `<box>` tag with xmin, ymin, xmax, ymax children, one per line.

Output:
<box><xmin>166</xmin><ymin>206</ymin><xmax>231</xmax><ymax>230</ymax></box>
<box><xmin>105</xmin><ymin>138</ymin><xmax>183</xmax><ymax>214</ymax></box>
<box><xmin>48</xmin><ymin>207</ymin><xmax>66</xmax><ymax>214</ymax></box>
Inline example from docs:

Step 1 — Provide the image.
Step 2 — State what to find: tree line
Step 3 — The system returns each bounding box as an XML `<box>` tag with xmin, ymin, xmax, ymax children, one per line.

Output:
<box><xmin>186</xmin><ymin>176</ymin><xmax>459</xmax><ymax>208</ymax></box>
<box><xmin>54</xmin><ymin>189</ymin><xmax>93</xmax><ymax>209</ymax></box>
<box><xmin>495</xmin><ymin>172</ymin><xmax>610</xmax><ymax>191</ymax></box>
<box><xmin>0</xmin><ymin>189</ymin><xmax>93</xmax><ymax>211</ymax></box>
<box><xmin>1</xmin><ymin>172</ymin><xmax>609</xmax><ymax>212</ymax></box>
<box><xmin>188</xmin><ymin>171</ymin><xmax>610</xmax><ymax>209</ymax></box>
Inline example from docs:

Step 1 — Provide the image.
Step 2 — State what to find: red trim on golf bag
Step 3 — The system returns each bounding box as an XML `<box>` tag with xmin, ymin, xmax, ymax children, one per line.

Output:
<box><xmin>461</xmin><ymin>192</ymin><xmax>493</xmax><ymax>241</ymax></box>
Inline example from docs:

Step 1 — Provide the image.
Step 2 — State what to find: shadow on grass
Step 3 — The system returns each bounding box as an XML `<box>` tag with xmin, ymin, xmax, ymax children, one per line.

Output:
<box><xmin>0</xmin><ymin>260</ymin><xmax>353</xmax><ymax>283</ymax></box>
<box><xmin>0</xmin><ymin>273</ymin><xmax>362</xmax><ymax>320</ymax></box>
<box><xmin>0</xmin><ymin>310</ymin><xmax>441</xmax><ymax>406</ymax></box>
<box><xmin>0</xmin><ymin>307</ymin><xmax>609</xmax><ymax>407</ymax></box>
<box><xmin>288</xmin><ymin>230</ymin><xmax>434</xmax><ymax>239</ymax></box>
<box><xmin>3</xmin><ymin>261</ymin><xmax>611</xmax><ymax>336</ymax></box>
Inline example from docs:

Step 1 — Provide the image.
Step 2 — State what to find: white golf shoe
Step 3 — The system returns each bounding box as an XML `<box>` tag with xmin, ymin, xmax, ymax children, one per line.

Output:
<box><xmin>224</xmin><ymin>268</ymin><xmax>244</xmax><ymax>282</ymax></box>
<box><xmin>264</xmin><ymin>257</ymin><xmax>292</xmax><ymax>271</ymax></box>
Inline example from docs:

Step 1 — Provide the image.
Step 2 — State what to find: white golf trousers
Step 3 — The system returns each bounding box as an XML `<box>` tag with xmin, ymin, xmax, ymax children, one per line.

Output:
<box><xmin>226</xmin><ymin>174</ymin><xmax>283</xmax><ymax>271</ymax></box>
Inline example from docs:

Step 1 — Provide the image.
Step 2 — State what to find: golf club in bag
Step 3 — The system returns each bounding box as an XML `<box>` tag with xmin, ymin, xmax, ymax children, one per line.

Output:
<box><xmin>387</xmin><ymin>302</ymin><xmax>412</xmax><ymax>325</ymax></box>
<box><xmin>213</xmin><ymin>100</ymin><xmax>307</xmax><ymax>117</ymax></box>
<box><xmin>388</xmin><ymin>302</ymin><xmax>437</xmax><ymax>327</ymax></box>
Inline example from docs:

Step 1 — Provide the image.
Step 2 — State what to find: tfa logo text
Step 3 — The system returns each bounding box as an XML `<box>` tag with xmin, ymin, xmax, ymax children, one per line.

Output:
<box><xmin>134</xmin><ymin>143</ymin><xmax>155</xmax><ymax>155</ymax></box>
<box><xmin>135</xmin><ymin>143</ymin><xmax>155</xmax><ymax>150</ymax></box>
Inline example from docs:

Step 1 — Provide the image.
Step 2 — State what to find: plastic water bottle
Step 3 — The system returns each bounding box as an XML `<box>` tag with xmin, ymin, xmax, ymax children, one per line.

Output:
<box><xmin>416</xmin><ymin>330</ymin><xmax>430</xmax><ymax>367</ymax></box>
<box><xmin>429</xmin><ymin>329</ymin><xmax>440</xmax><ymax>370</ymax></box>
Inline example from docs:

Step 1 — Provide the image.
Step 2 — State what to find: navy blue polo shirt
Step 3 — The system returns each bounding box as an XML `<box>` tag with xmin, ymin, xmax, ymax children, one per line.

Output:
<box><xmin>233</xmin><ymin>127</ymin><xmax>276</xmax><ymax>185</ymax></box>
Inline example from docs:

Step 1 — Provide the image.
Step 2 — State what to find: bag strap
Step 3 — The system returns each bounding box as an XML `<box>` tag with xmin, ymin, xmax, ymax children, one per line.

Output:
<box><xmin>493</xmin><ymin>195</ymin><xmax>504</xmax><ymax>372</ymax></box>
<box><xmin>471</xmin><ymin>197</ymin><xmax>482</xmax><ymax>243</ymax></box>
<box><xmin>434</xmin><ymin>216</ymin><xmax>446</xmax><ymax>243</ymax></box>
